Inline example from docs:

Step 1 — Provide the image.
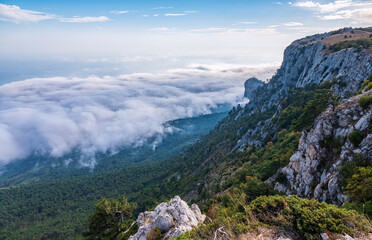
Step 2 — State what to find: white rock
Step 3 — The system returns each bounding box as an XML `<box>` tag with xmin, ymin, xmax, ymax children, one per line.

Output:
<box><xmin>129</xmin><ymin>196</ymin><xmax>205</xmax><ymax>240</ymax></box>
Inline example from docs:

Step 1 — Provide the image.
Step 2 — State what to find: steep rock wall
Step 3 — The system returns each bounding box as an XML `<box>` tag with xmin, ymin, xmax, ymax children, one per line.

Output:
<box><xmin>267</xmin><ymin>90</ymin><xmax>371</xmax><ymax>205</ymax></box>
<box><xmin>236</xmin><ymin>28</ymin><xmax>372</xmax><ymax>150</ymax></box>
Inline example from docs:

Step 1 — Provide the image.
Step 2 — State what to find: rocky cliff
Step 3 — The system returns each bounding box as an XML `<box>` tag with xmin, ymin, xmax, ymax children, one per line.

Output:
<box><xmin>244</xmin><ymin>77</ymin><xmax>264</xmax><ymax>99</ymax></box>
<box><xmin>267</xmin><ymin>90</ymin><xmax>371</xmax><ymax>205</ymax></box>
<box><xmin>129</xmin><ymin>196</ymin><xmax>205</xmax><ymax>240</ymax></box>
<box><xmin>236</xmin><ymin>28</ymin><xmax>372</xmax><ymax>151</ymax></box>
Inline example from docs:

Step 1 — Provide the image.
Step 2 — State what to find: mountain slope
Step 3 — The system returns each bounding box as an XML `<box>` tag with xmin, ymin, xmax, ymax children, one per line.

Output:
<box><xmin>164</xmin><ymin>27</ymin><xmax>372</xmax><ymax>205</ymax></box>
<box><xmin>268</xmin><ymin>89</ymin><xmax>371</xmax><ymax>205</ymax></box>
<box><xmin>1</xmin><ymin>27</ymin><xmax>372</xmax><ymax>240</ymax></box>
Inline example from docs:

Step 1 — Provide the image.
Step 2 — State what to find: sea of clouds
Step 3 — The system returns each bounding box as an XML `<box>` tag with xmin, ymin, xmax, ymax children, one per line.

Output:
<box><xmin>0</xmin><ymin>63</ymin><xmax>278</xmax><ymax>165</ymax></box>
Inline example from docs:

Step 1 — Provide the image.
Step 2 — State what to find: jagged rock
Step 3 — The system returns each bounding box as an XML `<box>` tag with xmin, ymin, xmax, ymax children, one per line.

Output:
<box><xmin>129</xmin><ymin>196</ymin><xmax>205</xmax><ymax>240</ymax></box>
<box><xmin>267</xmin><ymin>90</ymin><xmax>372</xmax><ymax>205</ymax></box>
<box><xmin>234</xmin><ymin>28</ymin><xmax>372</xmax><ymax>151</ymax></box>
<box><xmin>244</xmin><ymin>77</ymin><xmax>264</xmax><ymax>99</ymax></box>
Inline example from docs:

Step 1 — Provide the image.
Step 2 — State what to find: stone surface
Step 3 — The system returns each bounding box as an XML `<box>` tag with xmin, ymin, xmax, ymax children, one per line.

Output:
<box><xmin>234</xmin><ymin>28</ymin><xmax>372</xmax><ymax>151</ymax></box>
<box><xmin>244</xmin><ymin>77</ymin><xmax>264</xmax><ymax>99</ymax></box>
<box><xmin>267</xmin><ymin>90</ymin><xmax>372</xmax><ymax>205</ymax></box>
<box><xmin>129</xmin><ymin>196</ymin><xmax>205</xmax><ymax>240</ymax></box>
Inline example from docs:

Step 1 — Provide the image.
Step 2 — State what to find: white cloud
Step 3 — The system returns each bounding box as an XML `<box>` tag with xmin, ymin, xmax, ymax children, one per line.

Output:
<box><xmin>111</xmin><ymin>10</ymin><xmax>129</xmax><ymax>14</ymax></box>
<box><xmin>283</xmin><ymin>21</ymin><xmax>304</xmax><ymax>26</ymax></box>
<box><xmin>153</xmin><ymin>6</ymin><xmax>173</xmax><ymax>9</ymax></box>
<box><xmin>59</xmin><ymin>16</ymin><xmax>109</xmax><ymax>23</ymax></box>
<box><xmin>293</xmin><ymin>0</ymin><xmax>372</xmax><ymax>23</ymax></box>
<box><xmin>148</xmin><ymin>27</ymin><xmax>176</xmax><ymax>31</ymax></box>
<box><xmin>0</xmin><ymin>3</ymin><xmax>55</xmax><ymax>23</ymax></box>
<box><xmin>189</xmin><ymin>27</ymin><xmax>227</xmax><ymax>32</ymax></box>
<box><xmin>117</xmin><ymin>56</ymin><xmax>153</xmax><ymax>62</ymax></box>
<box><xmin>0</xmin><ymin>3</ymin><xmax>110</xmax><ymax>24</ymax></box>
<box><xmin>164</xmin><ymin>13</ymin><xmax>187</xmax><ymax>16</ymax></box>
<box><xmin>0</xmin><ymin>63</ymin><xmax>278</xmax><ymax>166</ymax></box>
<box><xmin>236</xmin><ymin>21</ymin><xmax>259</xmax><ymax>24</ymax></box>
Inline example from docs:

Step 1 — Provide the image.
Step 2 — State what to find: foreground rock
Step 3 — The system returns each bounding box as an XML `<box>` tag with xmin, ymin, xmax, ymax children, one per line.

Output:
<box><xmin>129</xmin><ymin>196</ymin><xmax>205</xmax><ymax>240</ymax></box>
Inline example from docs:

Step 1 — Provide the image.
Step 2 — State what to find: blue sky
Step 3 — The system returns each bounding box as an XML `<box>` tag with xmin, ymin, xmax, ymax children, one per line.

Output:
<box><xmin>0</xmin><ymin>0</ymin><xmax>372</xmax><ymax>81</ymax></box>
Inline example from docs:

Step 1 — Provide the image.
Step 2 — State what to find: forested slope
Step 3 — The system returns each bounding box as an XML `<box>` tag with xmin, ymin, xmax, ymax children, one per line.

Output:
<box><xmin>1</xmin><ymin>27</ymin><xmax>372</xmax><ymax>240</ymax></box>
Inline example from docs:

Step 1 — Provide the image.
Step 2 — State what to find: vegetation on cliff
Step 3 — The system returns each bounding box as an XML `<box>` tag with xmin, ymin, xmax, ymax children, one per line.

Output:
<box><xmin>175</xmin><ymin>195</ymin><xmax>371</xmax><ymax>240</ymax></box>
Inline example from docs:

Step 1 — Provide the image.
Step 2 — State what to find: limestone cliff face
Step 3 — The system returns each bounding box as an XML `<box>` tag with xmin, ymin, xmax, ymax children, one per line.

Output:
<box><xmin>235</xmin><ymin>28</ymin><xmax>372</xmax><ymax>151</ymax></box>
<box><xmin>267</xmin><ymin>90</ymin><xmax>371</xmax><ymax>205</ymax></box>
<box><xmin>129</xmin><ymin>196</ymin><xmax>205</xmax><ymax>240</ymax></box>
<box><xmin>243</xmin><ymin>77</ymin><xmax>264</xmax><ymax>99</ymax></box>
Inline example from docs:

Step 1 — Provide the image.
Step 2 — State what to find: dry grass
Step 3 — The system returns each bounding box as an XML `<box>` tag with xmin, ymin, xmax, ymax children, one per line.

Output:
<box><xmin>322</xmin><ymin>32</ymin><xmax>370</xmax><ymax>45</ymax></box>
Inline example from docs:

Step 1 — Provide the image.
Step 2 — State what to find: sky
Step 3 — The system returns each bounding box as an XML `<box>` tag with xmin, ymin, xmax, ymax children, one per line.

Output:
<box><xmin>0</xmin><ymin>0</ymin><xmax>371</xmax><ymax>79</ymax></box>
<box><xmin>0</xmin><ymin>0</ymin><xmax>371</xmax><ymax>166</ymax></box>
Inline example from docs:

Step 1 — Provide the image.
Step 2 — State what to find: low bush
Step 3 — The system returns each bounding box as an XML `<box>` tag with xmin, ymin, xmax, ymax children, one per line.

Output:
<box><xmin>175</xmin><ymin>195</ymin><xmax>371</xmax><ymax>240</ymax></box>
<box><xmin>358</xmin><ymin>95</ymin><xmax>372</xmax><ymax>109</ymax></box>
<box><xmin>250</xmin><ymin>195</ymin><xmax>370</xmax><ymax>239</ymax></box>
<box><xmin>329</xmin><ymin>38</ymin><xmax>372</xmax><ymax>53</ymax></box>
<box><xmin>345</xmin><ymin>167</ymin><xmax>372</xmax><ymax>203</ymax></box>
<box><xmin>348</xmin><ymin>130</ymin><xmax>364</xmax><ymax>147</ymax></box>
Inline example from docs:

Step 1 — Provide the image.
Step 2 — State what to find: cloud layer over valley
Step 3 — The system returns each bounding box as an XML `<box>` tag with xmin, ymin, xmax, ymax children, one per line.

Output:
<box><xmin>0</xmin><ymin>63</ymin><xmax>278</xmax><ymax>165</ymax></box>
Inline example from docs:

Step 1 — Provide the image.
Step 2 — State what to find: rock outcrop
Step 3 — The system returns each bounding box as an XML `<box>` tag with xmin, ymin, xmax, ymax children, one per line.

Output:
<box><xmin>244</xmin><ymin>77</ymin><xmax>264</xmax><ymax>99</ymax></box>
<box><xmin>267</xmin><ymin>90</ymin><xmax>372</xmax><ymax>205</ymax></box>
<box><xmin>235</xmin><ymin>27</ymin><xmax>372</xmax><ymax>151</ymax></box>
<box><xmin>129</xmin><ymin>196</ymin><xmax>205</xmax><ymax>240</ymax></box>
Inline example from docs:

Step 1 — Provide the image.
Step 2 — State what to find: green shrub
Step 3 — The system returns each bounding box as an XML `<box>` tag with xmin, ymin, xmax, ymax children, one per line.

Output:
<box><xmin>294</xmin><ymin>90</ymin><xmax>338</xmax><ymax>131</ymax></box>
<box><xmin>250</xmin><ymin>195</ymin><xmax>371</xmax><ymax>239</ymax></box>
<box><xmin>83</xmin><ymin>196</ymin><xmax>137</xmax><ymax>240</ymax></box>
<box><xmin>365</xmin><ymin>201</ymin><xmax>372</xmax><ymax>217</ymax></box>
<box><xmin>276</xmin><ymin>172</ymin><xmax>287</xmax><ymax>184</ymax></box>
<box><xmin>358</xmin><ymin>95</ymin><xmax>372</xmax><ymax>109</ymax></box>
<box><xmin>243</xmin><ymin>176</ymin><xmax>280</xmax><ymax>202</ymax></box>
<box><xmin>176</xmin><ymin>194</ymin><xmax>371</xmax><ymax>240</ymax></box>
<box><xmin>339</xmin><ymin>153</ymin><xmax>369</xmax><ymax>188</ymax></box>
<box><xmin>346</xmin><ymin>167</ymin><xmax>372</xmax><ymax>203</ymax></box>
<box><xmin>341</xmin><ymin>202</ymin><xmax>364</xmax><ymax>214</ymax></box>
<box><xmin>146</xmin><ymin>227</ymin><xmax>163</xmax><ymax>240</ymax></box>
<box><xmin>348</xmin><ymin>130</ymin><xmax>364</xmax><ymax>147</ymax></box>
<box><xmin>329</xmin><ymin>38</ymin><xmax>372</xmax><ymax>53</ymax></box>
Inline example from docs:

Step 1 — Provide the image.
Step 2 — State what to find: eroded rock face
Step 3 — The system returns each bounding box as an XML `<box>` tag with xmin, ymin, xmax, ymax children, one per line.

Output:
<box><xmin>244</xmin><ymin>77</ymin><xmax>264</xmax><ymax>99</ymax></box>
<box><xmin>267</xmin><ymin>90</ymin><xmax>372</xmax><ymax>205</ymax></box>
<box><xmin>234</xmin><ymin>28</ymin><xmax>372</xmax><ymax>151</ymax></box>
<box><xmin>129</xmin><ymin>196</ymin><xmax>205</xmax><ymax>240</ymax></box>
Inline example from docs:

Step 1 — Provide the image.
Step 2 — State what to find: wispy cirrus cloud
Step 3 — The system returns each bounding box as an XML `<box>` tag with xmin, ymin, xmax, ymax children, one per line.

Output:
<box><xmin>0</xmin><ymin>3</ymin><xmax>109</xmax><ymax>23</ymax></box>
<box><xmin>110</xmin><ymin>10</ymin><xmax>129</xmax><ymax>15</ymax></box>
<box><xmin>283</xmin><ymin>21</ymin><xmax>304</xmax><ymax>26</ymax></box>
<box><xmin>148</xmin><ymin>27</ymin><xmax>176</xmax><ymax>31</ymax></box>
<box><xmin>59</xmin><ymin>16</ymin><xmax>109</xmax><ymax>23</ymax></box>
<box><xmin>153</xmin><ymin>6</ymin><xmax>173</xmax><ymax>10</ymax></box>
<box><xmin>236</xmin><ymin>21</ymin><xmax>259</xmax><ymax>25</ymax></box>
<box><xmin>0</xmin><ymin>3</ymin><xmax>55</xmax><ymax>23</ymax></box>
<box><xmin>164</xmin><ymin>13</ymin><xmax>187</xmax><ymax>16</ymax></box>
<box><xmin>292</xmin><ymin>0</ymin><xmax>372</xmax><ymax>23</ymax></box>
